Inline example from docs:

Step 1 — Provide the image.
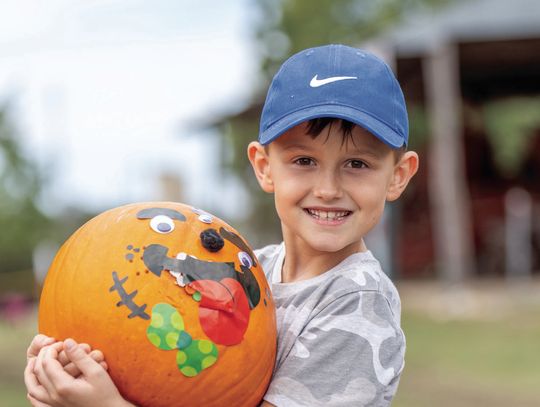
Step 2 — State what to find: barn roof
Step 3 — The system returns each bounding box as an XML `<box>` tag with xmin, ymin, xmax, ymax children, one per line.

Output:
<box><xmin>380</xmin><ymin>0</ymin><xmax>540</xmax><ymax>56</ymax></box>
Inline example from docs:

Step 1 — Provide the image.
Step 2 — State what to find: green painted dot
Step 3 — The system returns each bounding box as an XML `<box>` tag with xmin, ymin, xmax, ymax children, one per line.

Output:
<box><xmin>192</xmin><ymin>291</ymin><xmax>201</xmax><ymax>302</ymax></box>
<box><xmin>166</xmin><ymin>332</ymin><xmax>180</xmax><ymax>349</ymax></box>
<box><xmin>198</xmin><ymin>340</ymin><xmax>213</xmax><ymax>354</ymax></box>
<box><xmin>201</xmin><ymin>355</ymin><xmax>217</xmax><ymax>369</ymax></box>
<box><xmin>171</xmin><ymin>312</ymin><xmax>184</xmax><ymax>330</ymax></box>
<box><xmin>147</xmin><ymin>332</ymin><xmax>161</xmax><ymax>347</ymax></box>
<box><xmin>151</xmin><ymin>312</ymin><xmax>164</xmax><ymax>328</ymax></box>
<box><xmin>147</xmin><ymin>325</ymin><xmax>174</xmax><ymax>350</ymax></box>
<box><xmin>176</xmin><ymin>351</ymin><xmax>187</xmax><ymax>365</ymax></box>
<box><xmin>181</xmin><ymin>366</ymin><xmax>199</xmax><ymax>377</ymax></box>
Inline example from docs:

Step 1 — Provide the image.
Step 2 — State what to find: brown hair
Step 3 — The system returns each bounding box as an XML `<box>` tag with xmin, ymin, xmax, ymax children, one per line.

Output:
<box><xmin>264</xmin><ymin>118</ymin><xmax>406</xmax><ymax>162</ymax></box>
<box><xmin>305</xmin><ymin>118</ymin><xmax>406</xmax><ymax>161</ymax></box>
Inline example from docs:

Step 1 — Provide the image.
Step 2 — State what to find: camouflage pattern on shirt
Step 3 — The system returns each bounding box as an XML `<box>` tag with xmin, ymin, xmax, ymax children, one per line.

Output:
<box><xmin>255</xmin><ymin>243</ymin><xmax>405</xmax><ymax>407</ymax></box>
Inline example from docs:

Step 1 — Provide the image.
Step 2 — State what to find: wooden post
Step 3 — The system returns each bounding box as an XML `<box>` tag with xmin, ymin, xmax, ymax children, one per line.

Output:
<box><xmin>424</xmin><ymin>42</ymin><xmax>475</xmax><ymax>282</ymax></box>
<box><xmin>505</xmin><ymin>187</ymin><xmax>532</xmax><ymax>280</ymax></box>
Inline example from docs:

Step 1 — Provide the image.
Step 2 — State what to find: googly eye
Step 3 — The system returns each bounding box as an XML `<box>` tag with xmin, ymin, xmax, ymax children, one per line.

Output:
<box><xmin>191</xmin><ymin>207</ymin><xmax>214</xmax><ymax>223</ymax></box>
<box><xmin>150</xmin><ymin>215</ymin><xmax>175</xmax><ymax>234</ymax></box>
<box><xmin>238</xmin><ymin>251</ymin><xmax>253</xmax><ymax>268</ymax></box>
<box><xmin>198</xmin><ymin>214</ymin><xmax>213</xmax><ymax>224</ymax></box>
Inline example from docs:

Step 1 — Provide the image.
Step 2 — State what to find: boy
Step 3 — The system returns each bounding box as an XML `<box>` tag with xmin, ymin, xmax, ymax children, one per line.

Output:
<box><xmin>25</xmin><ymin>44</ymin><xmax>418</xmax><ymax>406</ymax></box>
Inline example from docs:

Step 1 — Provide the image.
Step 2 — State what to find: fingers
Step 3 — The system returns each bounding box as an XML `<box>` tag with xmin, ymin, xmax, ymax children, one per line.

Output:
<box><xmin>63</xmin><ymin>338</ymin><xmax>103</xmax><ymax>378</ymax></box>
<box><xmin>63</xmin><ymin>362</ymin><xmax>81</xmax><ymax>378</ymax></box>
<box><xmin>79</xmin><ymin>343</ymin><xmax>91</xmax><ymax>353</ymax></box>
<box><xmin>89</xmin><ymin>349</ymin><xmax>105</xmax><ymax>364</ymax></box>
<box><xmin>61</xmin><ymin>343</ymin><xmax>106</xmax><ymax>377</ymax></box>
<box><xmin>63</xmin><ymin>360</ymin><xmax>107</xmax><ymax>378</ymax></box>
<box><xmin>89</xmin><ymin>349</ymin><xmax>108</xmax><ymax>371</ymax></box>
<box><xmin>59</xmin><ymin>343</ymin><xmax>91</xmax><ymax>366</ymax></box>
<box><xmin>24</xmin><ymin>357</ymin><xmax>52</xmax><ymax>405</ymax></box>
<box><xmin>27</xmin><ymin>392</ymin><xmax>53</xmax><ymax>407</ymax></box>
<box><xmin>29</xmin><ymin>339</ymin><xmax>117</xmax><ymax>407</ymax></box>
<box><xmin>34</xmin><ymin>343</ymin><xmax>65</xmax><ymax>395</ymax></box>
<box><xmin>58</xmin><ymin>350</ymin><xmax>69</xmax><ymax>367</ymax></box>
<box><xmin>27</xmin><ymin>334</ymin><xmax>55</xmax><ymax>359</ymax></box>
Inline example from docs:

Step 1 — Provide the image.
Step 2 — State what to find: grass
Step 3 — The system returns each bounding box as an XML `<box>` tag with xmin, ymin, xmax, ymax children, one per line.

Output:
<box><xmin>3</xmin><ymin>286</ymin><xmax>540</xmax><ymax>407</ymax></box>
<box><xmin>393</xmin><ymin>306</ymin><xmax>540</xmax><ymax>407</ymax></box>
<box><xmin>0</xmin><ymin>309</ymin><xmax>38</xmax><ymax>407</ymax></box>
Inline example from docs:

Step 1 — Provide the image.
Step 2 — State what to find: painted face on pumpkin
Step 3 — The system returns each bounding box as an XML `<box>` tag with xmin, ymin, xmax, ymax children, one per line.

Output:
<box><xmin>137</xmin><ymin>207</ymin><xmax>260</xmax><ymax>310</ymax></box>
<box><xmin>108</xmin><ymin>206</ymin><xmax>265</xmax><ymax>376</ymax></box>
<box><xmin>39</xmin><ymin>202</ymin><xmax>276</xmax><ymax>406</ymax></box>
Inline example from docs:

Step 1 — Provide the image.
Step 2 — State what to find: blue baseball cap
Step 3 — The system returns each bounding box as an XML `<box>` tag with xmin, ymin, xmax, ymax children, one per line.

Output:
<box><xmin>258</xmin><ymin>44</ymin><xmax>408</xmax><ymax>148</ymax></box>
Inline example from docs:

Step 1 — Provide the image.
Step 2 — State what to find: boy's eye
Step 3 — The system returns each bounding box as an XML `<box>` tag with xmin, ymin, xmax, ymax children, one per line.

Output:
<box><xmin>294</xmin><ymin>157</ymin><xmax>314</xmax><ymax>166</ymax></box>
<box><xmin>347</xmin><ymin>159</ymin><xmax>367</xmax><ymax>169</ymax></box>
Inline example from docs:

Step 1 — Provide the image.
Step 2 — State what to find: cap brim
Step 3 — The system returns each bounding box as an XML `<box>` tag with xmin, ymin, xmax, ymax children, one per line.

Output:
<box><xmin>259</xmin><ymin>105</ymin><xmax>406</xmax><ymax>148</ymax></box>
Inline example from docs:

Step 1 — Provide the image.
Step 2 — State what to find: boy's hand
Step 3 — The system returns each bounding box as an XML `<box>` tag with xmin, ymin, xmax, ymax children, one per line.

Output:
<box><xmin>29</xmin><ymin>338</ymin><xmax>134</xmax><ymax>407</ymax></box>
<box><xmin>24</xmin><ymin>334</ymin><xmax>108</xmax><ymax>406</ymax></box>
<box><xmin>30</xmin><ymin>339</ymin><xmax>131</xmax><ymax>407</ymax></box>
<box><xmin>25</xmin><ymin>334</ymin><xmax>107</xmax><ymax>376</ymax></box>
<box><xmin>58</xmin><ymin>343</ymin><xmax>108</xmax><ymax>377</ymax></box>
<box><xmin>25</xmin><ymin>335</ymin><xmax>57</xmax><ymax>407</ymax></box>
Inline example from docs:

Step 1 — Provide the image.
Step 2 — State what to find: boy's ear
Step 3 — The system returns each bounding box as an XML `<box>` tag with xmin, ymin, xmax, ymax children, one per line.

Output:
<box><xmin>386</xmin><ymin>151</ymin><xmax>419</xmax><ymax>202</ymax></box>
<box><xmin>247</xmin><ymin>141</ymin><xmax>274</xmax><ymax>193</ymax></box>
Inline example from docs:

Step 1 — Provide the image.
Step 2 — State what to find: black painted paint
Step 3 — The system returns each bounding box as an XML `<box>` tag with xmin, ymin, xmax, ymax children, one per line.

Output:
<box><xmin>200</xmin><ymin>228</ymin><xmax>225</xmax><ymax>252</ymax></box>
<box><xmin>142</xmin><ymin>244</ymin><xmax>261</xmax><ymax>309</ymax></box>
<box><xmin>109</xmin><ymin>271</ymin><xmax>150</xmax><ymax>320</ymax></box>
<box><xmin>136</xmin><ymin>207</ymin><xmax>187</xmax><ymax>221</ymax></box>
<box><xmin>219</xmin><ymin>227</ymin><xmax>258</xmax><ymax>267</ymax></box>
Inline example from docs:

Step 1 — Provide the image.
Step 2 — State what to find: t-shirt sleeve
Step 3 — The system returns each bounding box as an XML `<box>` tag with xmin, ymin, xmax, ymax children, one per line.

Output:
<box><xmin>263</xmin><ymin>291</ymin><xmax>405</xmax><ymax>407</ymax></box>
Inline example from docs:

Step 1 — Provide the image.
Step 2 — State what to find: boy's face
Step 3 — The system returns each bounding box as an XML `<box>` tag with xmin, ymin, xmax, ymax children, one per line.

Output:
<box><xmin>248</xmin><ymin>121</ymin><xmax>418</xmax><ymax>257</ymax></box>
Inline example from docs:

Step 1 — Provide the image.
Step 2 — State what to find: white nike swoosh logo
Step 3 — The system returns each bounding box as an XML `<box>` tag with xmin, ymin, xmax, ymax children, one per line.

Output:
<box><xmin>309</xmin><ymin>74</ymin><xmax>358</xmax><ymax>87</ymax></box>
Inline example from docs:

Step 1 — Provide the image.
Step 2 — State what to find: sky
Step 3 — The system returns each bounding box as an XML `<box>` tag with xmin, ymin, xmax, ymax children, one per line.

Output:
<box><xmin>0</xmin><ymin>0</ymin><xmax>257</xmax><ymax>218</ymax></box>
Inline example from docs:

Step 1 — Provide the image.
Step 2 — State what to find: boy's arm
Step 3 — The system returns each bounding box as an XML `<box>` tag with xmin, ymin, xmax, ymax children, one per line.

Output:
<box><xmin>27</xmin><ymin>337</ymin><xmax>135</xmax><ymax>407</ymax></box>
<box><xmin>260</xmin><ymin>402</ymin><xmax>276</xmax><ymax>407</ymax></box>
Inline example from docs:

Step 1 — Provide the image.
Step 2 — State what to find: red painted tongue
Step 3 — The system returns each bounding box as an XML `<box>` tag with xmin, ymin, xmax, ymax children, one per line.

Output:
<box><xmin>188</xmin><ymin>280</ymin><xmax>235</xmax><ymax>313</ymax></box>
<box><xmin>188</xmin><ymin>278</ymin><xmax>250</xmax><ymax>345</ymax></box>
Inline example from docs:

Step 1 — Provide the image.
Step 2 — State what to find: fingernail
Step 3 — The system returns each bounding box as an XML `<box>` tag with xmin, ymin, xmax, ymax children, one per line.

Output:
<box><xmin>64</xmin><ymin>338</ymin><xmax>76</xmax><ymax>350</ymax></box>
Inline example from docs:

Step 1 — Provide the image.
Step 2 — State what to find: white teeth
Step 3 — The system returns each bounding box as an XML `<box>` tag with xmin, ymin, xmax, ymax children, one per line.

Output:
<box><xmin>307</xmin><ymin>209</ymin><xmax>349</xmax><ymax>220</ymax></box>
<box><xmin>176</xmin><ymin>252</ymin><xmax>198</xmax><ymax>260</ymax></box>
<box><xmin>168</xmin><ymin>270</ymin><xmax>186</xmax><ymax>287</ymax></box>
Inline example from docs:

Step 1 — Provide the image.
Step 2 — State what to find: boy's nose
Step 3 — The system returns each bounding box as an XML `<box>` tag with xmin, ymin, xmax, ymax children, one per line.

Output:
<box><xmin>313</xmin><ymin>171</ymin><xmax>343</xmax><ymax>200</ymax></box>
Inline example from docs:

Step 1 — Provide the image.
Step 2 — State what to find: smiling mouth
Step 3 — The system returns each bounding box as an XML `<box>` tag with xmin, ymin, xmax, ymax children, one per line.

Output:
<box><xmin>304</xmin><ymin>208</ymin><xmax>352</xmax><ymax>221</ymax></box>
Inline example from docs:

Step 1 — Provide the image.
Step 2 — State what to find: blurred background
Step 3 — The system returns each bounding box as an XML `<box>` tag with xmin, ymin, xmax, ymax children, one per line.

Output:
<box><xmin>1</xmin><ymin>0</ymin><xmax>540</xmax><ymax>406</ymax></box>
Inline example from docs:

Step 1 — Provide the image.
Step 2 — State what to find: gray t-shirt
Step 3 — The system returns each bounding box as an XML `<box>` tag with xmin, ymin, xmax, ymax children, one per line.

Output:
<box><xmin>256</xmin><ymin>243</ymin><xmax>405</xmax><ymax>407</ymax></box>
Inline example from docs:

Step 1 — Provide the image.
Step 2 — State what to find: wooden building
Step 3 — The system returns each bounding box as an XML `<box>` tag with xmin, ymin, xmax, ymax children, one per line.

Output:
<box><xmin>368</xmin><ymin>0</ymin><xmax>540</xmax><ymax>279</ymax></box>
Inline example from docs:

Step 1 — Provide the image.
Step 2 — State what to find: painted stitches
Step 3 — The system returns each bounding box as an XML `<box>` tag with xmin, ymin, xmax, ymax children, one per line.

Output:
<box><xmin>109</xmin><ymin>271</ymin><xmax>150</xmax><ymax>320</ymax></box>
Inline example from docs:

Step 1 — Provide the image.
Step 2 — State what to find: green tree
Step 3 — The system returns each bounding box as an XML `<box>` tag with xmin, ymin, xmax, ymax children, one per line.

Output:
<box><xmin>483</xmin><ymin>97</ymin><xmax>540</xmax><ymax>177</ymax></box>
<box><xmin>0</xmin><ymin>105</ymin><xmax>51</xmax><ymax>273</ymax></box>
<box><xmin>218</xmin><ymin>0</ymin><xmax>451</xmax><ymax>246</ymax></box>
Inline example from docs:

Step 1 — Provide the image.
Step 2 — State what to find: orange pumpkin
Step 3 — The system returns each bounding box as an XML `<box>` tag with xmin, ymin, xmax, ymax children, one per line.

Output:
<box><xmin>39</xmin><ymin>202</ymin><xmax>276</xmax><ymax>407</ymax></box>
